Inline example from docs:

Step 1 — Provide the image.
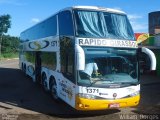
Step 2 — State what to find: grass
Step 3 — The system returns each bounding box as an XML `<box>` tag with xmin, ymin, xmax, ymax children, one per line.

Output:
<box><xmin>0</xmin><ymin>52</ymin><xmax>18</xmax><ymax>61</ymax></box>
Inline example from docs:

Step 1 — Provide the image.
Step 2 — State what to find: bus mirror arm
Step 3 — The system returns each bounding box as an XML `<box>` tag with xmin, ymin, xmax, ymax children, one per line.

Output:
<box><xmin>138</xmin><ymin>47</ymin><xmax>156</xmax><ymax>71</ymax></box>
<box><xmin>75</xmin><ymin>45</ymin><xmax>85</xmax><ymax>70</ymax></box>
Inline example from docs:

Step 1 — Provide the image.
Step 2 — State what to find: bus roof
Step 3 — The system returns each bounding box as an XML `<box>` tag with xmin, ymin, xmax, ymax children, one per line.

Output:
<box><xmin>21</xmin><ymin>6</ymin><xmax>126</xmax><ymax>35</ymax></box>
<box><xmin>71</xmin><ymin>6</ymin><xmax>126</xmax><ymax>14</ymax></box>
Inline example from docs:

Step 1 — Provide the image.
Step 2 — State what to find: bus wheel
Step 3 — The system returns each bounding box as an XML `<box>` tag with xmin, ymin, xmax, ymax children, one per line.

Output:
<box><xmin>23</xmin><ymin>64</ymin><xmax>27</xmax><ymax>75</ymax></box>
<box><xmin>21</xmin><ymin>63</ymin><xmax>23</xmax><ymax>70</ymax></box>
<box><xmin>22</xmin><ymin>63</ymin><xmax>25</xmax><ymax>72</ymax></box>
<box><xmin>42</xmin><ymin>73</ymin><xmax>48</xmax><ymax>92</ymax></box>
<box><xmin>50</xmin><ymin>77</ymin><xmax>59</xmax><ymax>101</ymax></box>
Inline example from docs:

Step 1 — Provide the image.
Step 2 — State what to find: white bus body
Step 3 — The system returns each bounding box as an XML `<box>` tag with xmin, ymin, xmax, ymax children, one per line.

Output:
<box><xmin>19</xmin><ymin>6</ymin><xmax>156</xmax><ymax>110</ymax></box>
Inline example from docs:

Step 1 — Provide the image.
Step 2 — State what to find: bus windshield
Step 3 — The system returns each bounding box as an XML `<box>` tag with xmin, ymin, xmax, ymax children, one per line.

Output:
<box><xmin>78</xmin><ymin>47</ymin><xmax>139</xmax><ymax>87</ymax></box>
<box><xmin>74</xmin><ymin>10</ymin><xmax>135</xmax><ymax>40</ymax></box>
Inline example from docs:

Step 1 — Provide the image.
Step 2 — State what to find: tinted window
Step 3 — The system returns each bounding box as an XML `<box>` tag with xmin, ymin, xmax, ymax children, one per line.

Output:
<box><xmin>25</xmin><ymin>52</ymin><xmax>35</xmax><ymax>63</ymax></box>
<box><xmin>60</xmin><ymin>37</ymin><xmax>75</xmax><ymax>83</ymax></box>
<box><xmin>45</xmin><ymin>16</ymin><xmax>57</xmax><ymax>37</ymax></box>
<box><xmin>158</xmin><ymin>17</ymin><xmax>160</xmax><ymax>25</ymax></box>
<box><xmin>74</xmin><ymin>10</ymin><xmax>134</xmax><ymax>40</ymax></box>
<box><xmin>41</xmin><ymin>52</ymin><xmax>57</xmax><ymax>70</ymax></box>
<box><xmin>21</xmin><ymin>15</ymin><xmax>57</xmax><ymax>41</ymax></box>
<box><xmin>58</xmin><ymin>11</ymin><xmax>74</xmax><ymax>36</ymax></box>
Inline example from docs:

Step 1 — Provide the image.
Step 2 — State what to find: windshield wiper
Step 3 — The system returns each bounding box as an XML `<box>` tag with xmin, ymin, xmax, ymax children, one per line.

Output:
<box><xmin>119</xmin><ymin>82</ymin><xmax>139</xmax><ymax>86</ymax></box>
<box><xmin>88</xmin><ymin>77</ymin><xmax>113</xmax><ymax>87</ymax></box>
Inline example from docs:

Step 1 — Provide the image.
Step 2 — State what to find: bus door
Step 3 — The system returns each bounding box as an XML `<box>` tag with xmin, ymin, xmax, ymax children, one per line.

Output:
<box><xmin>59</xmin><ymin>36</ymin><xmax>76</xmax><ymax>108</ymax></box>
<box><xmin>58</xmin><ymin>10</ymin><xmax>76</xmax><ymax>107</ymax></box>
<box><xmin>35</xmin><ymin>51</ymin><xmax>41</xmax><ymax>83</ymax></box>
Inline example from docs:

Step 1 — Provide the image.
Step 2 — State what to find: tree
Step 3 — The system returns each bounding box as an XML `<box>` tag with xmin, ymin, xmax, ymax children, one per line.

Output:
<box><xmin>0</xmin><ymin>14</ymin><xmax>11</xmax><ymax>55</ymax></box>
<box><xmin>2</xmin><ymin>35</ymin><xmax>19</xmax><ymax>53</ymax></box>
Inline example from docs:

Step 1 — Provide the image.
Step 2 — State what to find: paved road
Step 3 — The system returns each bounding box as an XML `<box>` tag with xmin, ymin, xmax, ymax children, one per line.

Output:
<box><xmin>0</xmin><ymin>59</ymin><xmax>160</xmax><ymax>120</ymax></box>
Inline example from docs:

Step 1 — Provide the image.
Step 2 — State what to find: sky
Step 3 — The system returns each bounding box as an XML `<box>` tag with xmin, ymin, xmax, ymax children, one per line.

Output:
<box><xmin>0</xmin><ymin>0</ymin><xmax>160</xmax><ymax>37</ymax></box>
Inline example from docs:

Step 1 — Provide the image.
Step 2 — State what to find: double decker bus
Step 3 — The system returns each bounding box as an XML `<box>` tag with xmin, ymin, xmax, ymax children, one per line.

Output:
<box><xmin>19</xmin><ymin>6</ymin><xmax>156</xmax><ymax>110</ymax></box>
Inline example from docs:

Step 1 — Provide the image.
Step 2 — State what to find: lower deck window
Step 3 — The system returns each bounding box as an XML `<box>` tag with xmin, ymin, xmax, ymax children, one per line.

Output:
<box><xmin>41</xmin><ymin>52</ymin><xmax>57</xmax><ymax>70</ymax></box>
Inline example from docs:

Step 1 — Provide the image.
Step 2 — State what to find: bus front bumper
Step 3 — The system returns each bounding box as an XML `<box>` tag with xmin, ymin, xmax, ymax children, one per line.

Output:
<box><xmin>75</xmin><ymin>95</ymin><xmax>140</xmax><ymax>111</ymax></box>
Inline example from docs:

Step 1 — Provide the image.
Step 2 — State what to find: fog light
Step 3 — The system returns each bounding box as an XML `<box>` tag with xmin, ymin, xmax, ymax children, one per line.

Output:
<box><xmin>78</xmin><ymin>103</ymin><xmax>84</xmax><ymax>108</ymax></box>
<box><xmin>84</xmin><ymin>104</ymin><xmax>89</xmax><ymax>108</ymax></box>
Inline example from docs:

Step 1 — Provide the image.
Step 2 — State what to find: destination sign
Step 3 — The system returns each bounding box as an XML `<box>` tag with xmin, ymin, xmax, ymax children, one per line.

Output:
<box><xmin>78</xmin><ymin>38</ymin><xmax>138</xmax><ymax>48</ymax></box>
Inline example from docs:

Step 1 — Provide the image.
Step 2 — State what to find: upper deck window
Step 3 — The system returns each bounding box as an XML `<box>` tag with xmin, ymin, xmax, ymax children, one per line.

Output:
<box><xmin>74</xmin><ymin>10</ymin><xmax>135</xmax><ymax>40</ymax></box>
<box><xmin>20</xmin><ymin>15</ymin><xmax>57</xmax><ymax>41</ymax></box>
<box><xmin>58</xmin><ymin>11</ymin><xmax>74</xmax><ymax>36</ymax></box>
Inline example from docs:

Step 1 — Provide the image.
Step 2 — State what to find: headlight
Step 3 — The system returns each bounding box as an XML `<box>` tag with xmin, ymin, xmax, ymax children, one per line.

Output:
<box><xmin>129</xmin><ymin>91</ymin><xmax>140</xmax><ymax>97</ymax></box>
<box><xmin>78</xmin><ymin>93</ymin><xmax>98</xmax><ymax>99</ymax></box>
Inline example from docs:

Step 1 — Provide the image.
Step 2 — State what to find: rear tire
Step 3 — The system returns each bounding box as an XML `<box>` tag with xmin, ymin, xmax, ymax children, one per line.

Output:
<box><xmin>23</xmin><ymin>64</ymin><xmax>27</xmax><ymax>76</ymax></box>
<box><xmin>42</xmin><ymin>73</ymin><xmax>48</xmax><ymax>92</ymax></box>
<box><xmin>50</xmin><ymin>77</ymin><xmax>59</xmax><ymax>101</ymax></box>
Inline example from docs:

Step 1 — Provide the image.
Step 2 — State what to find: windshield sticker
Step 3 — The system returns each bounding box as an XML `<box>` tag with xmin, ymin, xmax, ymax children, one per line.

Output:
<box><xmin>78</xmin><ymin>38</ymin><xmax>137</xmax><ymax>48</ymax></box>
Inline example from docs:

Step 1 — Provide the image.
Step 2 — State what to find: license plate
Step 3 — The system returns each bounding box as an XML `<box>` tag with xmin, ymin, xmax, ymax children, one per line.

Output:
<box><xmin>109</xmin><ymin>103</ymin><xmax>120</xmax><ymax>108</ymax></box>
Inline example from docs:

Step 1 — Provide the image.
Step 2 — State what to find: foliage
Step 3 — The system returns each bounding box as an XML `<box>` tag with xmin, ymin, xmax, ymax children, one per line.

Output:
<box><xmin>2</xmin><ymin>52</ymin><xmax>18</xmax><ymax>58</ymax></box>
<box><xmin>2</xmin><ymin>35</ymin><xmax>19</xmax><ymax>53</ymax></box>
<box><xmin>0</xmin><ymin>14</ymin><xmax>11</xmax><ymax>35</ymax></box>
<box><xmin>0</xmin><ymin>14</ymin><xmax>19</xmax><ymax>59</ymax></box>
<box><xmin>0</xmin><ymin>14</ymin><xmax>12</xmax><ymax>55</ymax></box>
<box><xmin>0</xmin><ymin>35</ymin><xmax>19</xmax><ymax>59</ymax></box>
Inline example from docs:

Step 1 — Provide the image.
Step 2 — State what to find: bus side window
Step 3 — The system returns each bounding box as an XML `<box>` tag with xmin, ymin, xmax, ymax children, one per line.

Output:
<box><xmin>59</xmin><ymin>10</ymin><xmax>75</xmax><ymax>83</ymax></box>
<box><xmin>58</xmin><ymin>10</ymin><xmax>74</xmax><ymax>36</ymax></box>
<box><xmin>66</xmin><ymin>49</ymin><xmax>74</xmax><ymax>80</ymax></box>
<box><xmin>25</xmin><ymin>51</ymin><xmax>35</xmax><ymax>64</ymax></box>
<box><xmin>60</xmin><ymin>38</ymin><xmax>75</xmax><ymax>83</ymax></box>
<box><xmin>41</xmin><ymin>52</ymin><xmax>57</xmax><ymax>70</ymax></box>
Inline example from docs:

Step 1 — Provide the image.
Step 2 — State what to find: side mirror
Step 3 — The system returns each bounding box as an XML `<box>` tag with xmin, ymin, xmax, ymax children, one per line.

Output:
<box><xmin>75</xmin><ymin>44</ymin><xmax>85</xmax><ymax>70</ymax></box>
<box><xmin>138</xmin><ymin>47</ymin><xmax>156</xmax><ymax>71</ymax></box>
